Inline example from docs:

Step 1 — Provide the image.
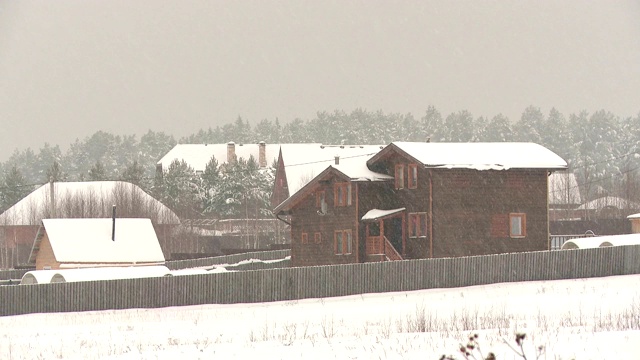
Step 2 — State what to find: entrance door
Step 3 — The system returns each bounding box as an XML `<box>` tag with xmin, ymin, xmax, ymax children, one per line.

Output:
<box><xmin>384</xmin><ymin>217</ymin><xmax>403</xmax><ymax>254</ymax></box>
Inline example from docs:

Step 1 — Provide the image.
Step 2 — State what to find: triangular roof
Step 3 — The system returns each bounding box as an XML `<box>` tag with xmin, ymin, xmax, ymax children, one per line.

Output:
<box><xmin>273</xmin><ymin>156</ymin><xmax>392</xmax><ymax>214</ymax></box>
<box><xmin>368</xmin><ymin>142</ymin><xmax>567</xmax><ymax>170</ymax></box>
<box><xmin>0</xmin><ymin>181</ymin><xmax>179</xmax><ymax>225</ymax></box>
<box><xmin>29</xmin><ymin>218</ymin><xmax>165</xmax><ymax>265</ymax></box>
<box><xmin>279</xmin><ymin>144</ymin><xmax>385</xmax><ymax>195</ymax></box>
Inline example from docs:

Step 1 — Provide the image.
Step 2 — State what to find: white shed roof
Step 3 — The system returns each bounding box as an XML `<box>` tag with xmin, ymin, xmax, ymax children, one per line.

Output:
<box><xmin>0</xmin><ymin>181</ymin><xmax>179</xmax><ymax>225</ymax></box>
<box><xmin>41</xmin><ymin>218</ymin><xmax>165</xmax><ymax>264</ymax></box>
<box><xmin>386</xmin><ymin>142</ymin><xmax>567</xmax><ymax>170</ymax></box>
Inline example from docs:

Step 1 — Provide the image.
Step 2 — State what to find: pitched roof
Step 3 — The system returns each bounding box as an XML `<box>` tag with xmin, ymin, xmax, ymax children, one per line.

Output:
<box><xmin>157</xmin><ymin>142</ymin><xmax>289</xmax><ymax>172</ymax></box>
<box><xmin>32</xmin><ymin>218</ymin><xmax>165</xmax><ymax>264</ymax></box>
<box><xmin>368</xmin><ymin>142</ymin><xmax>567</xmax><ymax>170</ymax></box>
<box><xmin>0</xmin><ymin>181</ymin><xmax>179</xmax><ymax>225</ymax></box>
<box><xmin>280</xmin><ymin>144</ymin><xmax>385</xmax><ymax>195</ymax></box>
<box><xmin>273</xmin><ymin>156</ymin><xmax>392</xmax><ymax>214</ymax></box>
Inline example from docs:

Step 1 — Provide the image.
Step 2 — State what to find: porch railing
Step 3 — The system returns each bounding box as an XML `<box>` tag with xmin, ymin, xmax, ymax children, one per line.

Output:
<box><xmin>365</xmin><ymin>236</ymin><xmax>402</xmax><ymax>261</ymax></box>
<box><xmin>383</xmin><ymin>236</ymin><xmax>403</xmax><ymax>261</ymax></box>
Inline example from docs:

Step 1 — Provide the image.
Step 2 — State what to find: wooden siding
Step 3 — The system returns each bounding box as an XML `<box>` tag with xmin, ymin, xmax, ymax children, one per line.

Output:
<box><xmin>35</xmin><ymin>234</ymin><xmax>60</xmax><ymax>270</ymax></box>
<box><xmin>290</xmin><ymin>174</ymin><xmax>359</xmax><ymax>266</ymax></box>
<box><xmin>2</xmin><ymin>245</ymin><xmax>640</xmax><ymax>317</ymax></box>
<box><xmin>431</xmin><ymin>169</ymin><xmax>549</xmax><ymax>257</ymax></box>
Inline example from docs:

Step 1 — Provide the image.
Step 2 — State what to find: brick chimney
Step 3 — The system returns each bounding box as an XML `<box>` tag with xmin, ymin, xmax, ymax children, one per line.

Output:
<box><xmin>227</xmin><ymin>142</ymin><xmax>236</xmax><ymax>164</ymax></box>
<box><xmin>334</xmin><ymin>155</ymin><xmax>340</xmax><ymax>165</ymax></box>
<box><xmin>258</xmin><ymin>141</ymin><xmax>266</xmax><ymax>167</ymax></box>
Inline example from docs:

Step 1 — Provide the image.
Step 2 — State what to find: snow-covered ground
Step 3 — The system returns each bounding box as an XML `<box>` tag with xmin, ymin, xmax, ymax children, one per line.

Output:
<box><xmin>3</xmin><ymin>274</ymin><xmax>640</xmax><ymax>359</ymax></box>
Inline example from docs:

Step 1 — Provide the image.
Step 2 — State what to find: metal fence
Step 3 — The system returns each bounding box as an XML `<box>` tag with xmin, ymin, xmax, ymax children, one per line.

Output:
<box><xmin>2</xmin><ymin>245</ymin><xmax>639</xmax><ymax>317</ymax></box>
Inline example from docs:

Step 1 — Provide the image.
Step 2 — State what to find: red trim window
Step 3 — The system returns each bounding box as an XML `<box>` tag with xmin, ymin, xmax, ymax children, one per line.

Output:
<box><xmin>408</xmin><ymin>164</ymin><xmax>418</xmax><ymax>189</ymax></box>
<box><xmin>314</xmin><ymin>232</ymin><xmax>322</xmax><ymax>244</ymax></box>
<box><xmin>509</xmin><ymin>213</ymin><xmax>526</xmax><ymax>238</ymax></box>
<box><xmin>395</xmin><ymin>164</ymin><xmax>405</xmax><ymax>189</ymax></box>
<box><xmin>301</xmin><ymin>232</ymin><xmax>308</xmax><ymax>244</ymax></box>
<box><xmin>408</xmin><ymin>212</ymin><xmax>428</xmax><ymax>238</ymax></box>
<box><xmin>334</xmin><ymin>182</ymin><xmax>352</xmax><ymax>207</ymax></box>
<box><xmin>334</xmin><ymin>229</ymin><xmax>353</xmax><ymax>255</ymax></box>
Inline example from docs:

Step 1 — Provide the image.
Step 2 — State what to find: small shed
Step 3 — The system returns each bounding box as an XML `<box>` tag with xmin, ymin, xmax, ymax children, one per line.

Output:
<box><xmin>29</xmin><ymin>218</ymin><xmax>166</xmax><ymax>270</ymax></box>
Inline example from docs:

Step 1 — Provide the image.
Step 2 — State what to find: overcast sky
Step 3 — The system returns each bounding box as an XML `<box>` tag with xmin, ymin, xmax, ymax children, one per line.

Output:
<box><xmin>0</xmin><ymin>1</ymin><xmax>639</xmax><ymax>161</ymax></box>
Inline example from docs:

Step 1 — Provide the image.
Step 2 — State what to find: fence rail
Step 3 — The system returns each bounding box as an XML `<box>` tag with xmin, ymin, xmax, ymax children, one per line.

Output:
<box><xmin>2</xmin><ymin>245</ymin><xmax>640</xmax><ymax>317</ymax></box>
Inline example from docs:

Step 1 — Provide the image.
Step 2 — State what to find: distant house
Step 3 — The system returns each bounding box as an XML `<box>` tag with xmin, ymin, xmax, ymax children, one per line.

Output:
<box><xmin>156</xmin><ymin>141</ymin><xmax>280</xmax><ymax>175</ymax></box>
<box><xmin>274</xmin><ymin>142</ymin><xmax>567</xmax><ymax>267</ymax></box>
<box><xmin>0</xmin><ymin>181</ymin><xmax>179</xmax><ymax>269</ymax></box>
<box><xmin>576</xmin><ymin>196</ymin><xmax>640</xmax><ymax>220</ymax></box>
<box><xmin>29</xmin><ymin>218</ymin><xmax>165</xmax><ymax>270</ymax></box>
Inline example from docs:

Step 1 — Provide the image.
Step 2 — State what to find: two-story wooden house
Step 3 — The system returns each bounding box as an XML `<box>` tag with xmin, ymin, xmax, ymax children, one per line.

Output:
<box><xmin>273</xmin><ymin>142</ymin><xmax>567</xmax><ymax>267</ymax></box>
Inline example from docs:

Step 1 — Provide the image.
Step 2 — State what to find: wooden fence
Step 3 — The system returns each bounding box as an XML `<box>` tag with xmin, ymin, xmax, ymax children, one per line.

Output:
<box><xmin>2</xmin><ymin>245</ymin><xmax>640</xmax><ymax>316</ymax></box>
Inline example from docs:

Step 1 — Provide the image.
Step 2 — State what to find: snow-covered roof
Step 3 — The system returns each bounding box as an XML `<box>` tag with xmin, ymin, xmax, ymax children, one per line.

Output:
<box><xmin>577</xmin><ymin>196</ymin><xmax>640</xmax><ymax>211</ymax></box>
<box><xmin>371</xmin><ymin>142</ymin><xmax>567</xmax><ymax>170</ymax></box>
<box><xmin>628</xmin><ymin>213</ymin><xmax>640</xmax><ymax>219</ymax></box>
<box><xmin>361</xmin><ymin>208</ymin><xmax>406</xmax><ymax>222</ymax></box>
<box><xmin>548</xmin><ymin>172</ymin><xmax>582</xmax><ymax>205</ymax></box>
<box><xmin>157</xmin><ymin>142</ymin><xmax>287</xmax><ymax>172</ymax></box>
<box><xmin>0</xmin><ymin>181</ymin><xmax>179</xmax><ymax>225</ymax></box>
<box><xmin>49</xmin><ymin>266</ymin><xmax>171</xmax><ymax>283</ymax></box>
<box><xmin>281</xmin><ymin>144</ymin><xmax>385</xmax><ymax>195</ymax></box>
<box><xmin>39</xmin><ymin>218</ymin><xmax>165</xmax><ymax>264</ymax></box>
<box><xmin>273</xmin><ymin>156</ymin><xmax>392</xmax><ymax>214</ymax></box>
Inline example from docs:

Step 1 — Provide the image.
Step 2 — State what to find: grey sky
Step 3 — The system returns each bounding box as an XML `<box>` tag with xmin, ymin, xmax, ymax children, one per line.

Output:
<box><xmin>1</xmin><ymin>1</ymin><xmax>639</xmax><ymax>161</ymax></box>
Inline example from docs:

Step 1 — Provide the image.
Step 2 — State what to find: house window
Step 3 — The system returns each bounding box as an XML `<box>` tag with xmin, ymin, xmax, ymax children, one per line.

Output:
<box><xmin>301</xmin><ymin>232</ymin><xmax>308</xmax><ymax>244</ymax></box>
<box><xmin>314</xmin><ymin>232</ymin><xmax>322</xmax><ymax>244</ymax></box>
<box><xmin>334</xmin><ymin>229</ymin><xmax>353</xmax><ymax>255</ymax></box>
<box><xmin>395</xmin><ymin>164</ymin><xmax>405</xmax><ymax>189</ymax></box>
<box><xmin>509</xmin><ymin>213</ymin><xmax>526</xmax><ymax>238</ymax></box>
<box><xmin>334</xmin><ymin>183</ymin><xmax>352</xmax><ymax>207</ymax></box>
<box><xmin>316</xmin><ymin>191</ymin><xmax>326</xmax><ymax>208</ymax></box>
<box><xmin>408</xmin><ymin>164</ymin><xmax>418</xmax><ymax>189</ymax></box>
<box><xmin>408</xmin><ymin>212</ymin><xmax>428</xmax><ymax>237</ymax></box>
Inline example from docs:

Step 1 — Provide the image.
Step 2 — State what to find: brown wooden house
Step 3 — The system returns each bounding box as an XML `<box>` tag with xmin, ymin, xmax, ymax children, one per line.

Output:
<box><xmin>273</xmin><ymin>142</ymin><xmax>567</xmax><ymax>267</ymax></box>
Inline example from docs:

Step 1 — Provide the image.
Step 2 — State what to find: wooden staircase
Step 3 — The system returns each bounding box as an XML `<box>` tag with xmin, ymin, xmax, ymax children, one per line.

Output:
<box><xmin>365</xmin><ymin>235</ymin><xmax>402</xmax><ymax>262</ymax></box>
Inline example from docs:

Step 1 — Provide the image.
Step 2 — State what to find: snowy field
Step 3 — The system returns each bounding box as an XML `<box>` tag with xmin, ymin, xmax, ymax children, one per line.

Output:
<box><xmin>3</xmin><ymin>274</ymin><xmax>640</xmax><ymax>359</ymax></box>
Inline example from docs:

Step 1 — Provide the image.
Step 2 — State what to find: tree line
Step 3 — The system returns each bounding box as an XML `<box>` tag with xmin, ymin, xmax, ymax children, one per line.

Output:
<box><xmin>1</xmin><ymin>106</ymin><xmax>639</xmax><ymax>216</ymax></box>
